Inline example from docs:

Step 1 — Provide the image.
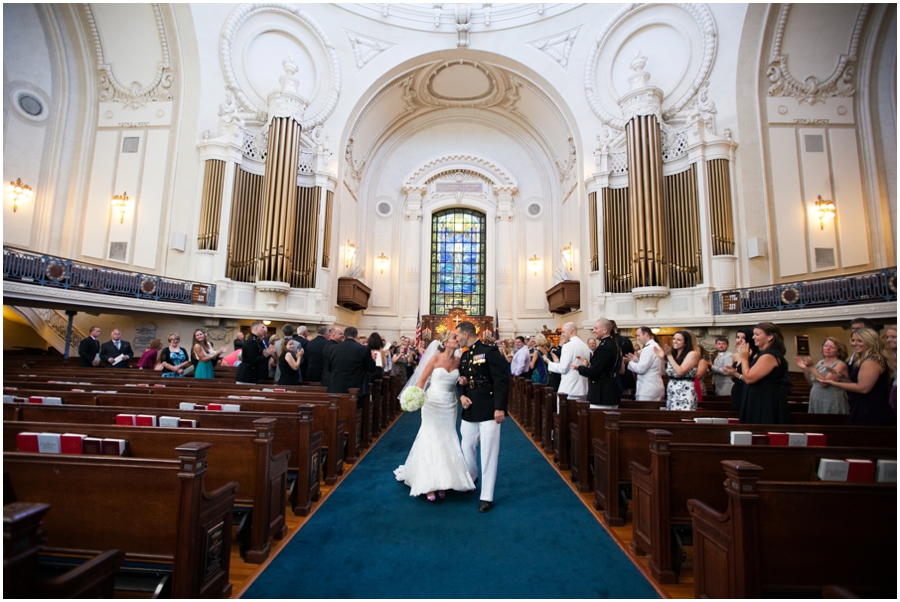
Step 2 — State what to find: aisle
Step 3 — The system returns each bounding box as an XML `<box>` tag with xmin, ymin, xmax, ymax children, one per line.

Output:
<box><xmin>242</xmin><ymin>411</ymin><xmax>659</xmax><ymax>599</ymax></box>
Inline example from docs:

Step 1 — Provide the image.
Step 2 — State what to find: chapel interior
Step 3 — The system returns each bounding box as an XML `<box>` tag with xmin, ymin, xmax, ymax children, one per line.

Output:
<box><xmin>2</xmin><ymin>3</ymin><xmax>897</xmax><ymax>599</ymax></box>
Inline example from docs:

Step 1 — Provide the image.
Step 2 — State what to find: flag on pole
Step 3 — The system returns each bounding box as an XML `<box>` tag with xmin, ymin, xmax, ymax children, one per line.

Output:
<box><xmin>415</xmin><ymin>311</ymin><xmax>422</xmax><ymax>349</ymax></box>
<box><xmin>495</xmin><ymin>308</ymin><xmax>500</xmax><ymax>342</ymax></box>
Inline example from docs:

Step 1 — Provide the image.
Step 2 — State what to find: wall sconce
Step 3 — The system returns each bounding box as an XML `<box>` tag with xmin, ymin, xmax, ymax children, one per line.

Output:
<box><xmin>376</xmin><ymin>252</ymin><xmax>389</xmax><ymax>274</ymax></box>
<box><xmin>263</xmin><ymin>320</ymin><xmax>271</xmax><ymax>326</ymax></box>
<box><xmin>815</xmin><ymin>195</ymin><xmax>835</xmax><ymax>230</ymax></box>
<box><xmin>110</xmin><ymin>191</ymin><xmax>130</xmax><ymax>223</ymax></box>
<box><xmin>561</xmin><ymin>243</ymin><xmax>573</xmax><ymax>272</ymax></box>
<box><xmin>650</xmin><ymin>327</ymin><xmax>661</xmax><ymax>334</ymax></box>
<box><xmin>9</xmin><ymin>178</ymin><xmax>32</xmax><ymax>212</ymax></box>
<box><xmin>528</xmin><ymin>254</ymin><xmax>541</xmax><ymax>276</ymax></box>
<box><xmin>345</xmin><ymin>241</ymin><xmax>357</xmax><ymax>268</ymax></box>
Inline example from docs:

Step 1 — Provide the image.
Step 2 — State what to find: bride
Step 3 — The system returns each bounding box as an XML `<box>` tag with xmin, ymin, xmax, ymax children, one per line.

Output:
<box><xmin>394</xmin><ymin>331</ymin><xmax>475</xmax><ymax>501</ymax></box>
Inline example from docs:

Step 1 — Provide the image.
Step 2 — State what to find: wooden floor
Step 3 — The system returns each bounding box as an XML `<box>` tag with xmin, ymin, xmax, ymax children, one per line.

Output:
<box><xmin>226</xmin><ymin>416</ymin><xmax>694</xmax><ymax>599</ymax></box>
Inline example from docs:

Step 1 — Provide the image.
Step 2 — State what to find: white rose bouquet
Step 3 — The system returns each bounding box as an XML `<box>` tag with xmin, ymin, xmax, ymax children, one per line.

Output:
<box><xmin>399</xmin><ymin>385</ymin><xmax>425</xmax><ymax>412</ymax></box>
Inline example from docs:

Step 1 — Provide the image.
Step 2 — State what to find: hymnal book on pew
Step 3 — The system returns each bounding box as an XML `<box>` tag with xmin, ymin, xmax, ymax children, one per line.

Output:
<box><xmin>16</xmin><ymin>432</ymin><xmax>40</xmax><ymax>452</ymax></box>
<box><xmin>159</xmin><ymin>416</ymin><xmax>181</xmax><ymax>428</ymax></box>
<box><xmin>37</xmin><ymin>433</ymin><xmax>61</xmax><ymax>454</ymax></box>
<box><xmin>845</xmin><ymin>459</ymin><xmax>875</xmax><ymax>483</ymax></box>
<box><xmin>43</xmin><ymin>397</ymin><xmax>62</xmax><ymax>405</ymax></box>
<box><xmin>274</xmin><ymin>388</ymin><xmax>285</xmax><ymax>392</ymax></box>
<box><xmin>136</xmin><ymin>415</ymin><xmax>158</xmax><ymax>427</ymax></box>
<box><xmin>83</xmin><ymin>437</ymin><xmax>103</xmax><ymax>455</ymax></box>
<box><xmin>805</xmin><ymin>433</ymin><xmax>827</xmax><ymax>446</ymax></box>
<box><xmin>115</xmin><ymin>414</ymin><xmax>137</xmax><ymax>426</ymax></box>
<box><xmin>767</xmin><ymin>432</ymin><xmax>789</xmax><ymax>446</ymax></box>
<box><xmin>178</xmin><ymin>419</ymin><xmax>197</xmax><ymax>428</ymax></box>
<box><xmin>223</xmin><ymin>404</ymin><xmax>240</xmax><ymax>412</ymax></box>
<box><xmin>786</xmin><ymin>433</ymin><xmax>808</xmax><ymax>446</ymax></box>
<box><xmin>179</xmin><ymin>402</ymin><xmax>195</xmax><ymax>410</ymax></box>
<box><xmin>101</xmin><ymin>438</ymin><xmax>127</xmax><ymax>455</ymax></box>
<box><xmin>875</xmin><ymin>460</ymin><xmax>896</xmax><ymax>483</ymax></box>
<box><xmin>208</xmin><ymin>403</ymin><xmax>223</xmax><ymax>411</ymax></box>
<box><xmin>751</xmin><ymin>434</ymin><xmax>770</xmax><ymax>445</ymax></box>
<box><xmin>137</xmin><ymin>383</ymin><xmax>149</xmax><ymax>387</ymax></box>
<box><xmin>729</xmin><ymin>431</ymin><xmax>753</xmax><ymax>445</ymax></box>
<box><xmin>152</xmin><ymin>384</ymin><xmax>166</xmax><ymax>388</ymax></box>
<box><xmin>61</xmin><ymin>433</ymin><xmax>87</xmax><ymax>454</ymax></box>
<box><xmin>28</xmin><ymin>396</ymin><xmax>43</xmax><ymax>404</ymax></box>
<box><xmin>817</xmin><ymin>459</ymin><xmax>849</xmax><ymax>481</ymax></box>
<box><xmin>3</xmin><ymin>395</ymin><xmax>15</xmax><ymax>403</ymax></box>
<box><xmin>194</xmin><ymin>405</ymin><xmax>207</xmax><ymax>411</ymax></box>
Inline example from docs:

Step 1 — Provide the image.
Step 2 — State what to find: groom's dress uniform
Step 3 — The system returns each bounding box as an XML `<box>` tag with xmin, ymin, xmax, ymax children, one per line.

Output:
<box><xmin>457</xmin><ymin>340</ymin><xmax>510</xmax><ymax>504</ymax></box>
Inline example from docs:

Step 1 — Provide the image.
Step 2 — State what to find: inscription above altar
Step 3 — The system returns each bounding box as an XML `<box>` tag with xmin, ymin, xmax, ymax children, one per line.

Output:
<box><xmin>435</xmin><ymin>182</ymin><xmax>483</xmax><ymax>193</ymax></box>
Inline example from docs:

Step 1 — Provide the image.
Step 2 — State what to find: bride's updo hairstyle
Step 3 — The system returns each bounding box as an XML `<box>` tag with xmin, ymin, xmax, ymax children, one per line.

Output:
<box><xmin>437</xmin><ymin>330</ymin><xmax>454</xmax><ymax>352</ymax></box>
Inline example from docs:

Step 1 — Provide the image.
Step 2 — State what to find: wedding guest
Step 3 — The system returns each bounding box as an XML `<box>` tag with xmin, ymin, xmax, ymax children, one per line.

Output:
<box><xmin>267</xmin><ymin>333</ymin><xmax>279</xmax><ymax>380</ymax></box>
<box><xmin>610</xmin><ymin>320</ymin><xmax>636</xmax><ymax>393</ymax></box>
<box><xmin>137</xmin><ymin>339</ymin><xmax>162</xmax><ymax>370</ymax></box>
<box><xmin>723</xmin><ymin>328</ymin><xmax>758</xmax><ymax>412</ymax></box>
<box><xmin>368</xmin><ymin>332</ymin><xmax>387</xmax><ymax>372</ymax></box>
<box><xmin>100</xmin><ymin>329</ymin><xmax>134</xmax><ymax>368</ymax></box>
<box><xmin>575</xmin><ymin>319</ymin><xmax>621</xmax><ymax>409</ymax></box>
<box><xmin>587</xmin><ymin>338</ymin><xmax>598</xmax><ymax>353</ymax></box>
<box><xmin>654</xmin><ymin>330</ymin><xmax>700</xmax><ymax>411</ymax></box>
<box><xmin>321</xmin><ymin>327</ymin><xmax>343</xmax><ymax>387</ymax></box>
<box><xmin>848</xmin><ymin>317</ymin><xmax>877</xmax><ymax>370</ymax></box>
<box><xmin>159</xmin><ymin>334</ymin><xmax>191</xmax><ymax>378</ymax></box>
<box><xmin>625</xmin><ymin>327</ymin><xmax>665</xmax><ymax>401</ymax></box>
<box><xmin>547</xmin><ymin>338</ymin><xmax>563</xmax><ymax>393</ymax></box>
<box><xmin>220</xmin><ymin>348</ymin><xmax>242</xmax><ymax>367</ymax></box>
<box><xmin>498</xmin><ymin>339</ymin><xmax>513</xmax><ymax>363</ymax></box>
<box><xmin>694</xmin><ymin>345</ymin><xmax>710</xmax><ymax>403</ymax></box>
<box><xmin>233</xmin><ymin>331</ymin><xmax>245</xmax><ymax>350</ymax></box>
<box><xmin>236</xmin><ymin>321</ymin><xmax>276</xmax><ymax>384</ymax></box>
<box><xmin>191</xmin><ymin>329</ymin><xmax>226</xmax><ymax>380</ymax></box>
<box><xmin>510</xmin><ymin>336</ymin><xmax>530</xmax><ymax>376</ymax></box>
<box><xmin>304</xmin><ymin>326</ymin><xmax>330</xmax><ymax>383</ymax></box>
<box><xmin>546</xmin><ymin>322</ymin><xmax>590</xmax><ymax>406</ymax></box>
<box><xmin>529</xmin><ymin>334</ymin><xmax>550</xmax><ymax>386</ymax></box>
<box><xmin>736</xmin><ymin>322</ymin><xmax>791</xmax><ymax>425</ymax></box>
<box><xmin>794</xmin><ymin>337</ymin><xmax>849</xmax><ymax>414</ymax></box>
<box><xmin>884</xmin><ymin>325</ymin><xmax>897</xmax><ymax>412</ymax></box>
<box><xmin>78</xmin><ymin>326</ymin><xmax>102</xmax><ymax>367</ymax></box>
<box><xmin>326</xmin><ymin>327</ymin><xmax>376</xmax><ymax>407</ymax></box>
<box><xmin>278</xmin><ymin>338</ymin><xmax>303</xmax><ymax>386</ymax></box>
<box><xmin>815</xmin><ymin>328</ymin><xmax>895</xmax><ymax>426</ymax></box>
<box><xmin>295</xmin><ymin>325</ymin><xmax>310</xmax><ymax>376</ymax></box>
<box><xmin>709</xmin><ymin>337</ymin><xmax>734</xmax><ymax>396</ymax></box>
<box><xmin>391</xmin><ymin>338</ymin><xmax>415</xmax><ymax>382</ymax></box>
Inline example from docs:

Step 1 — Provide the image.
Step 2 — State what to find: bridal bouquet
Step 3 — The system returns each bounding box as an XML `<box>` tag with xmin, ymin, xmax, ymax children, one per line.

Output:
<box><xmin>399</xmin><ymin>386</ymin><xmax>425</xmax><ymax>412</ymax></box>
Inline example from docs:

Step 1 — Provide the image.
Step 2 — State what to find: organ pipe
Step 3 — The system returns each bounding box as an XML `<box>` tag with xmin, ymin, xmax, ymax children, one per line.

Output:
<box><xmin>663</xmin><ymin>165</ymin><xmax>702</xmax><ymax>289</ymax></box>
<box><xmin>322</xmin><ymin>190</ymin><xmax>333</xmax><ymax>269</ymax></box>
<box><xmin>226</xmin><ymin>166</ymin><xmax>263</xmax><ymax>283</ymax></box>
<box><xmin>589</xmin><ymin>192</ymin><xmax>599</xmax><ymax>272</ymax></box>
<box><xmin>290</xmin><ymin>186</ymin><xmax>320</xmax><ymax>288</ymax></box>
<box><xmin>198</xmin><ymin>159</ymin><xmax>225</xmax><ymax>251</ymax></box>
<box><xmin>602</xmin><ymin>187</ymin><xmax>631</xmax><ymax>293</ymax></box>
<box><xmin>625</xmin><ymin>114</ymin><xmax>667</xmax><ymax>288</ymax></box>
<box><xmin>258</xmin><ymin>116</ymin><xmax>302</xmax><ymax>283</ymax></box>
<box><xmin>708</xmin><ymin>159</ymin><xmax>736</xmax><ymax>256</ymax></box>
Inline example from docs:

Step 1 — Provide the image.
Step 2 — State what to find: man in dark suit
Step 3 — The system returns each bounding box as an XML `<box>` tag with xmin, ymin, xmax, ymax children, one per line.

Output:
<box><xmin>321</xmin><ymin>327</ymin><xmax>343</xmax><ymax>387</ymax></box>
<box><xmin>295</xmin><ymin>325</ymin><xmax>310</xmax><ymax>377</ymax></box>
<box><xmin>576</xmin><ymin>319</ymin><xmax>621</xmax><ymax>409</ymax></box>
<box><xmin>609</xmin><ymin>320</ymin><xmax>635</xmax><ymax>393</ymax></box>
<box><xmin>236</xmin><ymin>321</ymin><xmax>275</xmax><ymax>384</ymax></box>
<box><xmin>324</xmin><ymin>327</ymin><xmax>374</xmax><ymax>408</ymax></box>
<box><xmin>456</xmin><ymin>321</ymin><xmax>510</xmax><ymax>513</ymax></box>
<box><xmin>99</xmin><ymin>329</ymin><xmax>134</xmax><ymax>368</ymax></box>
<box><xmin>304</xmin><ymin>325</ymin><xmax>330</xmax><ymax>383</ymax></box>
<box><xmin>233</xmin><ymin>331</ymin><xmax>245</xmax><ymax>350</ymax></box>
<box><xmin>78</xmin><ymin>326</ymin><xmax>102</xmax><ymax>367</ymax></box>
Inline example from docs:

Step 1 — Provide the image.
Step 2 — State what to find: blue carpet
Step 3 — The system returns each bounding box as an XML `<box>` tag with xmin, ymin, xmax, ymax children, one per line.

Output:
<box><xmin>243</xmin><ymin>411</ymin><xmax>659</xmax><ymax>599</ymax></box>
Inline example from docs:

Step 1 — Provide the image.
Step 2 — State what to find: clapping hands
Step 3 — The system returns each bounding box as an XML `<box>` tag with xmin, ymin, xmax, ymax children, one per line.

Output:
<box><xmin>735</xmin><ymin>342</ymin><xmax>751</xmax><ymax>361</ymax></box>
<box><xmin>793</xmin><ymin>355</ymin><xmax>813</xmax><ymax>370</ymax></box>
<box><xmin>652</xmin><ymin>345</ymin><xmax>667</xmax><ymax>360</ymax></box>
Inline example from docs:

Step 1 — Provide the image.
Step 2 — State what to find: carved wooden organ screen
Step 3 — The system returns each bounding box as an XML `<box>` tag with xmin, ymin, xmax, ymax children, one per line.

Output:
<box><xmin>198</xmin><ymin>160</ymin><xmax>225</xmax><ymax>251</ymax></box>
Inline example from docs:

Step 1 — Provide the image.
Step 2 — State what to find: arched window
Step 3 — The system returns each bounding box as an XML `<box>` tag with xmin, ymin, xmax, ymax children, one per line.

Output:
<box><xmin>430</xmin><ymin>208</ymin><xmax>486</xmax><ymax>316</ymax></box>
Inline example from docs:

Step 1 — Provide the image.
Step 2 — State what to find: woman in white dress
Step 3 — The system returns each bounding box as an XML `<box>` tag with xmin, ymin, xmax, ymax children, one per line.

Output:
<box><xmin>394</xmin><ymin>331</ymin><xmax>476</xmax><ymax>501</ymax></box>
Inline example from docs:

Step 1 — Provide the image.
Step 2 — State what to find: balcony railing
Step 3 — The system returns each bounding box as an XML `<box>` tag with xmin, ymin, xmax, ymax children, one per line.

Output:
<box><xmin>713</xmin><ymin>268</ymin><xmax>897</xmax><ymax>315</ymax></box>
<box><xmin>3</xmin><ymin>246</ymin><xmax>216</xmax><ymax>307</ymax></box>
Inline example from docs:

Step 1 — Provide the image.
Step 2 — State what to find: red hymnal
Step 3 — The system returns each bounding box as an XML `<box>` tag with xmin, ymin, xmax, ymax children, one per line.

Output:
<box><xmin>28</xmin><ymin>396</ymin><xmax>44</xmax><ymax>404</ymax></box>
<box><xmin>115</xmin><ymin>414</ymin><xmax>136</xmax><ymax>426</ymax></box>
<box><xmin>16</xmin><ymin>432</ymin><xmax>40</xmax><ymax>452</ymax></box>
<box><xmin>208</xmin><ymin>404</ymin><xmax>223</xmax><ymax>411</ymax></box>
<box><xmin>136</xmin><ymin>415</ymin><xmax>157</xmax><ymax>427</ymax></box>
<box><xmin>805</xmin><ymin>433</ymin><xmax>827</xmax><ymax>446</ymax></box>
<box><xmin>83</xmin><ymin>437</ymin><xmax>103</xmax><ymax>455</ymax></box>
<box><xmin>153</xmin><ymin>384</ymin><xmax>166</xmax><ymax>388</ymax></box>
<box><xmin>61</xmin><ymin>433</ymin><xmax>87</xmax><ymax>454</ymax></box>
<box><xmin>846</xmin><ymin>459</ymin><xmax>876</xmax><ymax>482</ymax></box>
<box><xmin>766</xmin><ymin>432</ymin><xmax>789</xmax><ymax>446</ymax></box>
<box><xmin>101</xmin><ymin>438</ymin><xmax>127</xmax><ymax>456</ymax></box>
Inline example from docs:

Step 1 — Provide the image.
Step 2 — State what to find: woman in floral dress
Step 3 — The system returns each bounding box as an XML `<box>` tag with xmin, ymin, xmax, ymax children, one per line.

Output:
<box><xmin>653</xmin><ymin>330</ymin><xmax>700</xmax><ymax>410</ymax></box>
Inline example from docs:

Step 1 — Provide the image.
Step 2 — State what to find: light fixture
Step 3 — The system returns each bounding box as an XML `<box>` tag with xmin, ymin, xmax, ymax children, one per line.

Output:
<box><xmin>528</xmin><ymin>254</ymin><xmax>541</xmax><ymax>276</ymax></box>
<box><xmin>376</xmin><ymin>252</ymin><xmax>389</xmax><ymax>274</ymax></box>
<box><xmin>561</xmin><ymin>243</ymin><xmax>573</xmax><ymax>272</ymax></box>
<box><xmin>110</xmin><ymin>191</ymin><xmax>130</xmax><ymax>223</ymax></box>
<box><xmin>650</xmin><ymin>327</ymin><xmax>661</xmax><ymax>334</ymax></box>
<box><xmin>815</xmin><ymin>195</ymin><xmax>836</xmax><ymax>230</ymax></box>
<box><xmin>263</xmin><ymin>320</ymin><xmax>271</xmax><ymax>326</ymax></box>
<box><xmin>9</xmin><ymin>178</ymin><xmax>32</xmax><ymax>212</ymax></box>
<box><xmin>345</xmin><ymin>240</ymin><xmax>357</xmax><ymax>268</ymax></box>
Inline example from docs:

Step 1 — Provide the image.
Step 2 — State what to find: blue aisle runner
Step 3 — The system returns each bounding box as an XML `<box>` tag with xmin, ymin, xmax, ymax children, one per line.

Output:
<box><xmin>243</xmin><ymin>411</ymin><xmax>659</xmax><ymax>599</ymax></box>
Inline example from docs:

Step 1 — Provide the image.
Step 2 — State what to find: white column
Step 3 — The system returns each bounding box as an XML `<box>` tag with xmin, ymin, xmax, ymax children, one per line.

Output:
<box><xmin>495</xmin><ymin>186</ymin><xmax>516</xmax><ymax>329</ymax></box>
<box><xmin>402</xmin><ymin>186</ymin><xmax>426</xmax><ymax>321</ymax></box>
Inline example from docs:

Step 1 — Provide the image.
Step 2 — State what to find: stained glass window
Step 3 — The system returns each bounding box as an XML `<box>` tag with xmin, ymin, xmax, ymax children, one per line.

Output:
<box><xmin>430</xmin><ymin>209</ymin><xmax>486</xmax><ymax>316</ymax></box>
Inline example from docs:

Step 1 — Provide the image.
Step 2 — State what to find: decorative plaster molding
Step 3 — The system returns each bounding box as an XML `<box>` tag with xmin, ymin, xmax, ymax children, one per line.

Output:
<box><xmin>403</xmin><ymin>153</ymin><xmax>518</xmax><ymax>188</ymax></box>
<box><xmin>766</xmin><ymin>3</ymin><xmax>869</xmax><ymax>104</ymax></box>
<box><xmin>528</xmin><ymin>26</ymin><xmax>580</xmax><ymax>70</ymax></box>
<box><xmin>425</xmin><ymin>60</ymin><xmax>499</xmax><ymax>105</ymax></box>
<box><xmin>585</xmin><ymin>3</ymin><xmax>717</xmax><ymax>129</ymax></box>
<box><xmin>83</xmin><ymin>3</ymin><xmax>173</xmax><ymax>110</ymax></box>
<box><xmin>344</xmin><ymin>29</ymin><xmax>394</xmax><ymax>70</ymax></box>
<box><xmin>220</xmin><ymin>3</ymin><xmax>342</xmax><ymax>131</ymax></box>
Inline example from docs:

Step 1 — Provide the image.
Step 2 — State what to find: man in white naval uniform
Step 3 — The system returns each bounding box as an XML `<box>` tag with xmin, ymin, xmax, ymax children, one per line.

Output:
<box><xmin>624</xmin><ymin>326</ymin><xmax>666</xmax><ymax>402</ymax></box>
<box><xmin>545</xmin><ymin>322</ymin><xmax>590</xmax><ymax>409</ymax></box>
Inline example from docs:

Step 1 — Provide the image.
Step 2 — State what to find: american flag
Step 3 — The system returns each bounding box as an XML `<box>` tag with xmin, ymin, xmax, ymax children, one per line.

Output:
<box><xmin>495</xmin><ymin>309</ymin><xmax>500</xmax><ymax>341</ymax></box>
<box><xmin>414</xmin><ymin>311</ymin><xmax>422</xmax><ymax>349</ymax></box>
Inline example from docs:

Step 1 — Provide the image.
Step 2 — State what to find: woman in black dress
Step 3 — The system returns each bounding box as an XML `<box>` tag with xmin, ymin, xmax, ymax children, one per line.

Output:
<box><xmin>723</xmin><ymin>328</ymin><xmax>758</xmax><ymax>411</ymax></box>
<box><xmin>736</xmin><ymin>322</ymin><xmax>791</xmax><ymax>424</ymax></box>
<box><xmin>277</xmin><ymin>338</ymin><xmax>303</xmax><ymax>386</ymax></box>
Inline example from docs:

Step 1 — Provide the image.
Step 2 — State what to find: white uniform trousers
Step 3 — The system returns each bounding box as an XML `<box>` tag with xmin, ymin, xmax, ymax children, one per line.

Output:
<box><xmin>460</xmin><ymin>418</ymin><xmax>501</xmax><ymax>503</ymax></box>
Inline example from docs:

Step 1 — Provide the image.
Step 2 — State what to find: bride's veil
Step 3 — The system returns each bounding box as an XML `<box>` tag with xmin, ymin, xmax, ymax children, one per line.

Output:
<box><xmin>398</xmin><ymin>339</ymin><xmax>441</xmax><ymax>399</ymax></box>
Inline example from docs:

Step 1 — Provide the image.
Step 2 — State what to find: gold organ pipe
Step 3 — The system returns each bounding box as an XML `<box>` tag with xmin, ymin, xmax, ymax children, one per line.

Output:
<box><xmin>198</xmin><ymin>160</ymin><xmax>225</xmax><ymax>251</ymax></box>
<box><xmin>259</xmin><ymin>117</ymin><xmax>302</xmax><ymax>283</ymax></box>
<box><xmin>322</xmin><ymin>190</ymin><xmax>333</xmax><ymax>269</ymax></box>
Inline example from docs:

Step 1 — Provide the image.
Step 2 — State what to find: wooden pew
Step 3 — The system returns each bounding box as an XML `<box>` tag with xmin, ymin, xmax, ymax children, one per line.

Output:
<box><xmin>688</xmin><ymin>461</ymin><xmax>897</xmax><ymax>598</ymax></box>
<box><xmin>4</xmin><ymin>419</ymin><xmax>288</xmax><ymax>564</ymax></box>
<box><xmin>4</xmin><ymin>443</ymin><xmax>236</xmax><ymax>598</ymax></box>
<box><xmin>5</xmin><ymin>402</ymin><xmax>323</xmax><ymax>516</ymax></box>
<box><xmin>629</xmin><ymin>429</ymin><xmax>897</xmax><ymax>583</ymax></box>
<box><xmin>4</xmin><ymin>502</ymin><xmax>124</xmax><ymax>598</ymax></box>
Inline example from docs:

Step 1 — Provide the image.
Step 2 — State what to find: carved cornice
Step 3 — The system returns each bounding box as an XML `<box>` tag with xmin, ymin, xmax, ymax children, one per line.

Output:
<box><xmin>585</xmin><ymin>3</ymin><xmax>717</xmax><ymax>130</ymax></box>
<box><xmin>220</xmin><ymin>3</ymin><xmax>341</xmax><ymax>131</ymax></box>
<box><xmin>83</xmin><ymin>4</ymin><xmax>173</xmax><ymax>110</ymax></box>
<box><xmin>766</xmin><ymin>3</ymin><xmax>869</xmax><ymax>104</ymax></box>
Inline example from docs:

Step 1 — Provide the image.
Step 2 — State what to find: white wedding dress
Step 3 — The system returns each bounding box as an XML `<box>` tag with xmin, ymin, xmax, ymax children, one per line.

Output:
<box><xmin>394</xmin><ymin>367</ymin><xmax>476</xmax><ymax>496</ymax></box>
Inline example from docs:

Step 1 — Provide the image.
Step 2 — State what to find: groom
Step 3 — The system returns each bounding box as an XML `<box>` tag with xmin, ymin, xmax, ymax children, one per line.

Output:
<box><xmin>456</xmin><ymin>321</ymin><xmax>510</xmax><ymax>512</ymax></box>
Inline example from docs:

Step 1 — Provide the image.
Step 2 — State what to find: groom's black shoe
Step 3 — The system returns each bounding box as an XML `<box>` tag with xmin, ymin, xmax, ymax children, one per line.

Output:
<box><xmin>478</xmin><ymin>501</ymin><xmax>492</xmax><ymax>513</ymax></box>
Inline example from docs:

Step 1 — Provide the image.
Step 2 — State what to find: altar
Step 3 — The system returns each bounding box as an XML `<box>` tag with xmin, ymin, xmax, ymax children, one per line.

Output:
<box><xmin>421</xmin><ymin>308</ymin><xmax>493</xmax><ymax>344</ymax></box>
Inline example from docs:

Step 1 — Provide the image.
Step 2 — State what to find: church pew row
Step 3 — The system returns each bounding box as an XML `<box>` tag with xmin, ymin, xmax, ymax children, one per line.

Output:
<box><xmin>688</xmin><ymin>460</ymin><xmax>897</xmax><ymax>598</ymax></box>
<box><xmin>4</xmin><ymin>443</ymin><xmax>236</xmax><ymax>598</ymax></box>
<box><xmin>4</xmin><ymin>389</ymin><xmax>348</xmax><ymax>484</ymax></box>
<box><xmin>628</xmin><ymin>429</ymin><xmax>898</xmax><ymax>584</ymax></box>
<box><xmin>3</xmin><ymin>402</ymin><xmax>323</xmax><ymax>516</ymax></box>
<box><xmin>4</xmin><ymin>502</ymin><xmax>125</xmax><ymax>599</ymax></box>
<box><xmin>4</xmin><ymin>419</ymin><xmax>289</xmax><ymax>564</ymax></box>
<box><xmin>589</xmin><ymin>411</ymin><xmax>896</xmax><ymax>527</ymax></box>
